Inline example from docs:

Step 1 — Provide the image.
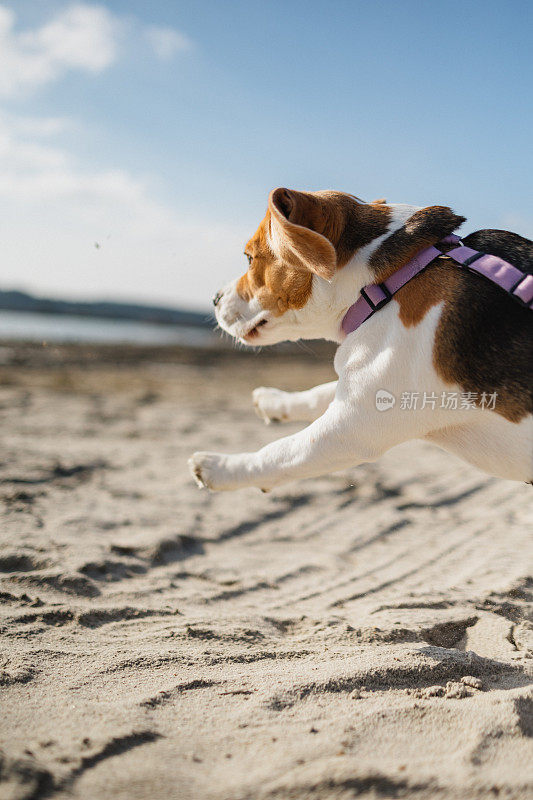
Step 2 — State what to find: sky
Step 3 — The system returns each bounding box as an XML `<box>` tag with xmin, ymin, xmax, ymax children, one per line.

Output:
<box><xmin>1</xmin><ymin>0</ymin><xmax>531</xmax><ymax>311</ymax></box>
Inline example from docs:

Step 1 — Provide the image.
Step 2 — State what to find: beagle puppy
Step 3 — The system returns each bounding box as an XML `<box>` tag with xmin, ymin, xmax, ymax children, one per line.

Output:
<box><xmin>189</xmin><ymin>188</ymin><xmax>532</xmax><ymax>491</ymax></box>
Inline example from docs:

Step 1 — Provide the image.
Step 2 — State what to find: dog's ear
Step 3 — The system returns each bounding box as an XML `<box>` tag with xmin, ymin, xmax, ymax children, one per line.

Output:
<box><xmin>268</xmin><ymin>188</ymin><xmax>337</xmax><ymax>281</ymax></box>
<box><xmin>371</xmin><ymin>198</ymin><xmax>387</xmax><ymax>204</ymax></box>
<box><xmin>370</xmin><ymin>205</ymin><xmax>466</xmax><ymax>277</ymax></box>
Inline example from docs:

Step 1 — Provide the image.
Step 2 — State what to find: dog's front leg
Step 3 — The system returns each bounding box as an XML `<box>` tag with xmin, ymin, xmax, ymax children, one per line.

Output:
<box><xmin>189</xmin><ymin>400</ymin><xmax>374</xmax><ymax>492</ymax></box>
<box><xmin>252</xmin><ymin>381</ymin><xmax>338</xmax><ymax>424</ymax></box>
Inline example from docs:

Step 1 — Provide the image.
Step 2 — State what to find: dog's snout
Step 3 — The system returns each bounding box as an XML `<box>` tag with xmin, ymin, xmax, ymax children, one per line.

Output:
<box><xmin>213</xmin><ymin>290</ymin><xmax>224</xmax><ymax>307</ymax></box>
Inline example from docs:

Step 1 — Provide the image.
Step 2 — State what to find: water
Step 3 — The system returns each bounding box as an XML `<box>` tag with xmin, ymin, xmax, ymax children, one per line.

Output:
<box><xmin>0</xmin><ymin>310</ymin><xmax>216</xmax><ymax>346</ymax></box>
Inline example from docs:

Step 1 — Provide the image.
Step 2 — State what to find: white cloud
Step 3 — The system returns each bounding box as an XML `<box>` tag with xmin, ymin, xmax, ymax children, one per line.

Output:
<box><xmin>0</xmin><ymin>3</ymin><xmax>194</xmax><ymax>97</ymax></box>
<box><xmin>1</xmin><ymin>110</ymin><xmax>73</xmax><ymax>137</ymax></box>
<box><xmin>146</xmin><ymin>25</ymin><xmax>192</xmax><ymax>60</ymax></box>
<box><xmin>0</xmin><ymin>3</ymin><xmax>120</xmax><ymax>97</ymax></box>
<box><xmin>0</xmin><ymin>111</ymin><xmax>246</xmax><ymax>307</ymax></box>
<box><xmin>0</xmin><ymin>5</ymin><xmax>225</xmax><ymax>309</ymax></box>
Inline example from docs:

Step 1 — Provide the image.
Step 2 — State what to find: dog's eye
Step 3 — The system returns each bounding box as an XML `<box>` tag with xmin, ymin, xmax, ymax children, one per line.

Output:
<box><xmin>245</xmin><ymin>253</ymin><xmax>253</xmax><ymax>266</ymax></box>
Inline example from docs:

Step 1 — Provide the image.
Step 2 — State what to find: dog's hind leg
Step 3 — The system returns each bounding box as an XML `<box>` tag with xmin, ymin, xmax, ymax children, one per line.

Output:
<box><xmin>252</xmin><ymin>381</ymin><xmax>337</xmax><ymax>424</ymax></box>
<box><xmin>425</xmin><ymin>414</ymin><xmax>533</xmax><ymax>482</ymax></box>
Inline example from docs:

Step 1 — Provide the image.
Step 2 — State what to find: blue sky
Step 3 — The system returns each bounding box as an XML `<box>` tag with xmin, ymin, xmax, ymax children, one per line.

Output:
<box><xmin>1</xmin><ymin>1</ymin><xmax>531</xmax><ymax>310</ymax></box>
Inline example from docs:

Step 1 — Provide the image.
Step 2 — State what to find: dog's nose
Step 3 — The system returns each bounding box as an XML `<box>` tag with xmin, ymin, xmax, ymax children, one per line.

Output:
<box><xmin>212</xmin><ymin>290</ymin><xmax>224</xmax><ymax>307</ymax></box>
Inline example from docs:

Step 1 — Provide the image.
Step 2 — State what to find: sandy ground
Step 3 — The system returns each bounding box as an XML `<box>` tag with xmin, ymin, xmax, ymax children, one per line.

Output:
<box><xmin>0</xmin><ymin>342</ymin><xmax>532</xmax><ymax>800</ymax></box>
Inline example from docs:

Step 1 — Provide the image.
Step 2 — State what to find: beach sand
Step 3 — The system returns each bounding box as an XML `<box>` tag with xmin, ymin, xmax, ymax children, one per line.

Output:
<box><xmin>1</xmin><ymin>342</ymin><xmax>532</xmax><ymax>800</ymax></box>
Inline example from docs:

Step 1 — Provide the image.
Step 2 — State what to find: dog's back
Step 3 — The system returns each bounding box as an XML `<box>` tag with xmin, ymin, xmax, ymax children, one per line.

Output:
<box><xmin>433</xmin><ymin>229</ymin><xmax>533</xmax><ymax>423</ymax></box>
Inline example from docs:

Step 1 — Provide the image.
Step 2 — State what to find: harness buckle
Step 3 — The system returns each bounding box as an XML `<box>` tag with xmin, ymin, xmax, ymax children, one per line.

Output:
<box><xmin>462</xmin><ymin>251</ymin><xmax>485</xmax><ymax>267</ymax></box>
<box><xmin>509</xmin><ymin>274</ymin><xmax>532</xmax><ymax>307</ymax></box>
<box><xmin>360</xmin><ymin>282</ymin><xmax>392</xmax><ymax>312</ymax></box>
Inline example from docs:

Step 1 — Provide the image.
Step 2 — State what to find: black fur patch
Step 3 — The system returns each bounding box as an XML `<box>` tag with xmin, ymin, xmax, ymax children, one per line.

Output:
<box><xmin>434</xmin><ymin>229</ymin><xmax>533</xmax><ymax>421</ymax></box>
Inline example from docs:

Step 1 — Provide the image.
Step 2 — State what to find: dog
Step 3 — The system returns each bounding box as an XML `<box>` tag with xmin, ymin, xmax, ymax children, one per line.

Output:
<box><xmin>189</xmin><ymin>188</ymin><xmax>533</xmax><ymax>492</ymax></box>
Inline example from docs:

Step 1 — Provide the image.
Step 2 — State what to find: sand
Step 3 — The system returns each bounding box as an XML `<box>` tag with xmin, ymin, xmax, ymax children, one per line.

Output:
<box><xmin>0</xmin><ymin>342</ymin><xmax>532</xmax><ymax>800</ymax></box>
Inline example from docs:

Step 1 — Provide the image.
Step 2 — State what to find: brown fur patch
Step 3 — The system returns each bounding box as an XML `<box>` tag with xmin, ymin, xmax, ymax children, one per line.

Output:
<box><xmin>238</xmin><ymin>213</ymin><xmax>314</xmax><ymax>315</ymax></box>
<box><xmin>236</xmin><ymin>189</ymin><xmax>392</xmax><ymax>313</ymax></box>
<box><xmin>395</xmin><ymin>260</ymin><xmax>459</xmax><ymax>327</ymax></box>
<box><xmin>277</xmin><ymin>190</ymin><xmax>391</xmax><ymax>269</ymax></box>
<box><xmin>395</xmin><ymin>231</ymin><xmax>533</xmax><ymax>423</ymax></box>
<box><xmin>269</xmin><ymin>189</ymin><xmax>337</xmax><ymax>281</ymax></box>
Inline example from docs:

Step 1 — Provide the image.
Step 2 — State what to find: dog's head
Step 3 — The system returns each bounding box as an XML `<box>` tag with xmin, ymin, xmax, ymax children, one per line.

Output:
<box><xmin>213</xmin><ymin>188</ymin><xmax>465</xmax><ymax>345</ymax></box>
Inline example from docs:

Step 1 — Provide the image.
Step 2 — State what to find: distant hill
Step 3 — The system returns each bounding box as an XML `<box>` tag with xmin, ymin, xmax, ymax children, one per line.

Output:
<box><xmin>0</xmin><ymin>290</ymin><xmax>213</xmax><ymax>328</ymax></box>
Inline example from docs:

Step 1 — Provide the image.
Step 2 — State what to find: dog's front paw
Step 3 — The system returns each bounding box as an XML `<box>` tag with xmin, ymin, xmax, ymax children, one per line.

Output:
<box><xmin>252</xmin><ymin>386</ymin><xmax>290</xmax><ymax>424</ymax></box>
<box><xmin>188</xmin><ymin>452</ymin><xmax>229</xmax><ymax>490</ymax></box>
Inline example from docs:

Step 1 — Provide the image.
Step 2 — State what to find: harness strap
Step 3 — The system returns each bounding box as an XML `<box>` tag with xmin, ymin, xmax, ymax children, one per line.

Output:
<box><xmin>341</xmin><ymin>234</ymin><xmax>533</xmax><ymax>337</ymax></box>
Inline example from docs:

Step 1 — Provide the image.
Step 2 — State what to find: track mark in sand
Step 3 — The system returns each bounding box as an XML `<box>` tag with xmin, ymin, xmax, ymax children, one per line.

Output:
<box><xmin>212</xmin><ymin>493</ymin><xmax>314</xmax><ymax>543</ymax></box>
<box><xmin>469</xmin><ymin>694</ymin><xmax>533</xmax><ymax>767</ymax></box>
<box><xmin>266</xmin><ymin>649</ymin><xmax>524</xmax><ymax>711</ymax></box>
<box><xmin>263</xmin><ymin>616</ymin><xmax>308</xmax><ymax>636</ymax></box>
<box><xmin>0</xmin><ymin>664</ymin><xmax>39</xmax><ymax>686</ymax></box>
<box><xmin>10</xmin><ymin>609</ymin><xmax>75</xmax><ymax>627</ymax></box>
<box><xmin>1</xmin><ymin>489</ymin><xmax>45</xmax><ymax>507</ymax></box>
<box><xmin>476</xmin><ymin>600</ymin><xmax>530</xmax><ymax>625</ymax></box>
<box><xmin>273</xmin><ymin>565</ymin><xmax>324</xmax><ymax>586</ymax></box>
<box><xmin>1</xmin><ymin>460</ymin><xmax>108</xmax><ymax>488</ymax></box>
<box><xmin>372</xmin><ymin>600</ymin><xmax>456</xmax><ymax>613</ymax></box>
<box><xmin>330</xmin><ymin>534</ymin><xmax>486</xmax><ymax>608</ymax></box>
<box><xmin>476</xmin><ymin>578</ymin><xmax>533</xmax><ymax>624</ymax></box>
<box><xmin>65</xmin><ymin>730</ymin><xmax>161</xmax><ymax>785</ymax></box>
<box><xmin>515</xmin><ymin>695</ymin><xmax>533</xmax><ymax>737</ymax></box>
<box><xmin>0</xmin><ymin>590</ymin><xmax>42</xmax><ymax>605</ymax></box>
<box><xmin>206</xmin><ymin>649</ymin><xmax>311</xmax><ymax>666</ymax></box>
<box><xmin>350</xmin><ymin>627</ymin><xmax>420</xmax><ymax>645</ymax></box>
<box><xmin>77</xmin><ymin>607</ymin><xmax>180</xmax><ymax>628</ymax></box>
<box><xmin>0</xmin><ymin>732</ymin><xmax>161</xmax><ymax>800</ymax></box>
<box><xmin>280</xmin><ymin>524</ymin><xmax>423</xmax><ymax>609</ymax></box>
<box><xmin>204</xmin><ymin>580</ymin><xmax>279</xmax><ymax>604</ymax></box>
<box><xmin>282</xmin><ymin>549</ymin><xmax>412</xmax><ymax>607</ymax></box>
<box><xmin>9</xmin><ymin>572</ymin><xmax>100</xmax><ymax>598</ymax></box>
<box><xmin>184</xmin><ymin>624</ymin><xmax>265</xmax><ymax>643</ymax></box>
<box><xmin>256</xmin><ymin>773</ymin><xmax>436</xmax><ymax>800</ymax></box>
<box><xmin>420</xmin><ymin>617</ymin><xmax>479</xmax><ymax>649</ymax></box>
<box><xmin>172</xmin><ymin>569</ymin><xmax>239</xmax><ymax>586</ymax></box>
<box><xmin>109</xmin><ymin>544</ymin><xmax>138</xmax><ymax>557</ymax></box>
<box><xmin>148</xmin><ymin>534</ymin><xmax>204</xmax><ymax>565</ymax></box>
<box><xmin>343</xmin><ymin>518</ymin><xmax>412</xmax><ymax>555</ymax></box>
<box><xmin>79</xmin><ymin>559</ymin><xmax>147</xmax><ymax>582</ymax></box>
<box><xmin>94</xmin><ymin>654</ymin><xmax>190</xmax><ymax>676</ymax></box>
<box><xmin>336</xmin><ymin>477</ymin><xmax>403</xmax><ymax>510</ymax></box>
<box><xmin>506</xmin><ymin>577</ymin><xmax>533</xmax><ymax>602</ymax></box>
<box><xmin>8</xmin><ymin>606</ymin><xmax>180</xmax><ymax>629</ymax></box>
<box><xmin>0</xmin><ymin>752</ymin><xmax>54</xmax><ymax>800</ymax></box>
<box><xmin>0</xmin><ymin>553</ymin><xmax>50</xmax><ymax>572</ymax></box>
<box><xmin>87</xmin><ymin>536</ymin><xmax>206</xmax><ymax>583</ymax></box>
<box><xmin>469</xmin><ymin>729</ymin><xmax>506</xmax><ymax>767</ymax></box>
<box><xmin>396</xmin><ymin>480</ymin><xmax>490</xmax><ymax>510</ymax></box>
<box><xmin>141</xmin><ymin>679</ymin><xmax>219</xmax><ymax>708</ymax></box>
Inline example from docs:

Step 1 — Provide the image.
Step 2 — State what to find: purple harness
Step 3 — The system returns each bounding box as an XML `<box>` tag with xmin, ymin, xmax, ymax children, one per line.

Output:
<box><xmin>341</xmin><ymin>233</ymin><xmax>533</xmax><ymax>336</ymax></box>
